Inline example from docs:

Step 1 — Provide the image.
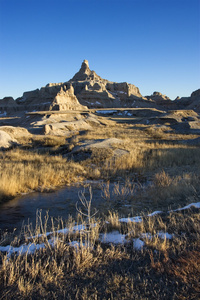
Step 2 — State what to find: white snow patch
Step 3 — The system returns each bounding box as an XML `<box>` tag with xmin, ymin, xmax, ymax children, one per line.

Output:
<box><xmin>29</xmin><ymin>224</ymin><xmax>87</xmax><ymax>240</ymax></box>
<box><xmin>141</xmin><ymin>232</ymin><xmax>173</xmax><ymax>240</ymax></box>
<box><xmin>99</xmin><ymin>231</ymin><xmax>126</xmax><ymax>244</ymax></box>
<box><xmin>119</xmin><ymin>216</ymin><xmax>142</xmax><ymax>223</ymax></box>
<box><xmin>133</xmin><ymin>238</ymin><xmax>144</xmax><ymax>250</ymax></box>
<box><xmin>69</xmin><ymin>241</ymin><xmax>81</xmax><ymax>249</ymax></box>
<box><xmin>0</xmin><ymin>242</ymin><xmax>45</xmax><ymax>257</ymax></box>
<box><xmin>174</xmin><ymin>202</ymin><xmax>200</xmax><ymax>212</ymax></box>
<box><xmin>158</xmin><ymin>232</ymin><xmax>173</xmax><ymax>239</ymax></box>
<box><xmin>148</xmin><ymin>211</ymin><xmax>162</xmax><ymax>217</ymax></box>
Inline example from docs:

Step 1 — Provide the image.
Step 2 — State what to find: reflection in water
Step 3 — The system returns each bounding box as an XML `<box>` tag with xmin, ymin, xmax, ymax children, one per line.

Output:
<box><xmin>0</xmin><ymin>181</ymin><xmax>162</xmax><ymax>235</ymax></box>
<box><xmin>0</xmin><ymin>183</ymin><xmax>104</xmax><ymax>234</ymax></box>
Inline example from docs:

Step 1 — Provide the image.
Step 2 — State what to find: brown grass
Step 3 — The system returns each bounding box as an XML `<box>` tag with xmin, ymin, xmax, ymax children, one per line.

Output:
<box><xmin>0</xmin><ymin>149</ymin><xmax>85</xmax><ymax>203</ymax></box>
<box><xmin>0</xmin><ymin>206</ymin><xmax>200</xmax><ymax>299</ymax></box>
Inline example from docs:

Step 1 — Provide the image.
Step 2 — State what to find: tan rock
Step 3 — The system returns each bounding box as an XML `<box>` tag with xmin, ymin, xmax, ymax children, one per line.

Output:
<box><xmin>0</xmin><ymin>130</ymin><xmax>17</xmax><ymax>148</ymax></box>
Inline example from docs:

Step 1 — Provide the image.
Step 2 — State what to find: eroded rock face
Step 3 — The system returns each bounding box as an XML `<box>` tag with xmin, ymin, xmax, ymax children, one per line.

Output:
<box><xmin>174</xmin><ymin>88</ymin><xmax>200</xmax><ymax>112</ymax></box>
<box><xmin>3</xmin><ymin>59</ymin><xmax>199</xmax><ymax>113</ymax></box>
<box><xmin>69</xmin><ymin>60</ymin><xmax>146</xmax><ymax>108</ymax></box>
<box><xmin>191</xmin><ymin>89</ymin><xmax>200</xmax><ymax>98</ymax></box>
<box><xmin>70</xmin><ymin>60</ymin><xmax>102</xmax><ymax>82</ymax></box>
<box><xmin>16</xmin><ymin>82</ymin><xmax>87</xmax><ymax>112</ymax></box>
<box><xmin>0</xmin><ymin>130</ymin><xmax>17</xmax><ymax>148</ymax></box>
<box><xmin>0</xmin><ymin>97</ymin><xmax>18</xmax><ymax>114</ymax></box>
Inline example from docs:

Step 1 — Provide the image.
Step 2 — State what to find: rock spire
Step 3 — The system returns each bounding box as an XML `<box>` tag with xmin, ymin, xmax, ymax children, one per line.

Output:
<box><xmin>70</xmin><ymin>59</ymin><xmax>101</xmax><ymax>81</ymax></box>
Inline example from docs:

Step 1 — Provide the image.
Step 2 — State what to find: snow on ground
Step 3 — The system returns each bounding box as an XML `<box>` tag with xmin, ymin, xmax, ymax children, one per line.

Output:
<box><xmin>119</xmin><ymin>216</ymin><xmax>143</xmax><ymax>223</ymax></box>
<box><xmin>99</xmin><ymin>231</ymin><xmax>126</xmax><ymax>244</ymax></box>
<box><xmin>141</xmin><ymin>232</ymin><xmax>173</xmax><ymax>240</ymax></box>
<box><xmin>147</xmin><ymin>211</ymin><xmax>163</xmax><ymax>217</ymax></box>
<box><xmin>0</xmin><ymin>242</ymin><xmax>46</xmax><ymax>257</ymax></box>
<box><xmin>133</xmin><ymin>238</ymin><xmax>145</xmax><ymax>250</ymax></box>
<box><xmin>0</xmin><ymin>202</ymin><xmax>199</xmax><ymax>256</ymax></box>
<box><xmin>174</xmin><ymin>202</ymin><xmax>200</xmax><ymax>211</ymax></box>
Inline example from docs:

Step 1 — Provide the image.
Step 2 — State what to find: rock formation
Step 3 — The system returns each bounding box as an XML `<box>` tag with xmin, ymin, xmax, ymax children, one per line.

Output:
<box><xmin>15</xmin><ymin>82</ymin><xmax>87</xmax><ymax>112</ymax></box>
<box><xmin>0</xmin><ymin>60</ymin><xmax>199</xmax><ymax>113</ymax></box>
<box><xmin>0</xmin><ymin>130</ymin><xmax>17</xmax><ymax>148</ymax></box>
<box><xmin>174</xmin><ymin>89</ymin><xmax>200</xmax><ymax>112</ymax></box>
<box><xmin>69</xmin><ymin>60</ymin><xmax>145</xmax><ymax>108</ymax></box>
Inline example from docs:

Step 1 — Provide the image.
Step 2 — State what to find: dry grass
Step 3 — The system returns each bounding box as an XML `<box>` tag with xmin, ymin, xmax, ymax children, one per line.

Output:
<box><xmin>1</xmin><ymin>115</ymin><xmax>200</xmax><ymax>298</ymax></box>
<box><xmin>0</xmin><ymin>205</ymin><xmax>199</xmax><ymax>299</ymax></box>
<box><xmin>0</xmin><ymin>149</ymin><xmax>85</xmax><ymax>203</ymax></box>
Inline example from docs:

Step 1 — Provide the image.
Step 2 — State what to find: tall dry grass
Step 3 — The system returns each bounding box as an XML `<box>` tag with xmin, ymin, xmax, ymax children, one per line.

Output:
<box><xmin>0</xmin><ymin>149</ymin><xmax>85</xmax><ymax>203</ymax></box>
<box><xmin>0</xmin><ymin>203</ymin><xmax>199</xmax><ymax>299</ymax></box>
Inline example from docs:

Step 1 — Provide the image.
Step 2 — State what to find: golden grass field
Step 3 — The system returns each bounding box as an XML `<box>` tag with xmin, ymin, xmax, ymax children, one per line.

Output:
<box><xmin>0</xmin><ymin>115</ymin><xmax>200</xmax><ymax>299</ymax></box>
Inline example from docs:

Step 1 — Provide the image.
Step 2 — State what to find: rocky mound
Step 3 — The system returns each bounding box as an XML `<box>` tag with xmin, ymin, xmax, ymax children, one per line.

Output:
<box><xmin>70</xmin><ymin>138</ymin><xmax>129</xmax><ymax>159</ymax></box>
<box><xmin>0</xmin><ymin>126</ymin><xmax>31</xmax><ymax>138</ymax></box>
<box><xmin>0</xmin><ymin>130</ymin><xmax>17</xmax><ymax>148</ymax></box>
<box><xmin>16</xmin><ymin>83</ymin><xmax>87</xmax><ymax>112</ymax></box>
<box><xmin>174</xmin><ymin>89</ymin><xmax>200</xmax><ymax>112</ymax></box>
<box><xmin>0</xmin><ymin>97</ymin><xmax>18</xmax><ymax>115</ymax></box>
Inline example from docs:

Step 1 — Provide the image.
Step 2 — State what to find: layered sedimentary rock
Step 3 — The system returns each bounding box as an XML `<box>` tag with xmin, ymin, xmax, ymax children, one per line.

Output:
<box><xmin>15</xmin><ymin>83</ymin><xmax>87</xmax><ymax>112</ymax></box>
<box><xmin>1</xmin><ymin>59</ymin><xmax>199</xmax><ymax>113</ymax></box>
<box><xmin>174</xmin><ymin>89</ymin><xmax>200</xmax><ymax>112</ymax></box>
<box><xmin>145</xmin><ymin>91</ymin><xmax>174</xmax><ymax>109</ymax></box>
<box><xmin>0</xmin><ymin>97</ymin><xmax>18</xmax><ymax>115</ymax></box>
<box><xmin>69</xmin><ymin>60</ymin><xmax>144</xmax><ymax>108</ymax></box>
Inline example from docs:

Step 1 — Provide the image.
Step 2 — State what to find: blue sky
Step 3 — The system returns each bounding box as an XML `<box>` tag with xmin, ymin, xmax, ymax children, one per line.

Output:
<box><xmin>0</xmin><ymin>0</ymin><xmax>199</xmax><ymax>100</ymax></box>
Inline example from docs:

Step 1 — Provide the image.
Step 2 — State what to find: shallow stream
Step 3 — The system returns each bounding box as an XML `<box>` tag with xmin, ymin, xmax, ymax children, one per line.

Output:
<box><xmin>0</xmin><ymin>180</ymin><xmax>164</xmax><ymax>235</ymax></box>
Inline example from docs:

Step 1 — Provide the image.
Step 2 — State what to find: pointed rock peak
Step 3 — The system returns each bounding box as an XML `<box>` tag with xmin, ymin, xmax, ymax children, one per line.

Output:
<box><xmin>82</xmin><ymin>59</ymin><xmax>89</xmax><ymax>68</ymax></box>
<box><xmin>79</xmin><ymin>59</ymin><xmax>90</xmax><ymax>74</ymax></box>
<box><xmin>70</xmin><ymin>60</ymin><xmax>102</xmax><ymax>82</ymax></box>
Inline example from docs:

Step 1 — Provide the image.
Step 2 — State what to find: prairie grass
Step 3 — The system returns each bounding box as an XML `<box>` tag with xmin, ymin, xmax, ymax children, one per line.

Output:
<box><xmin>0</xmin><ymin>203</ymin><xmax>199</xmax><ymax>299</ymax></box>
<box><xmin>0</xmin><ymin>149</ymin><xmax>85</xmax><ymax>203</ymax></box>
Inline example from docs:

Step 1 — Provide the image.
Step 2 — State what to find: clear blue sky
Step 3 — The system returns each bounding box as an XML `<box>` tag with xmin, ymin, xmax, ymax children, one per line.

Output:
<box><xmin>0</xmin><ymin>0</ymin><xmax>199</xmax><ymax>100</ymax></box>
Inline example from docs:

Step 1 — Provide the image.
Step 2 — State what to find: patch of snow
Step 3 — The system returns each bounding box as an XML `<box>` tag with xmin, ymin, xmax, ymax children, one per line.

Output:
<box><xmin>95</xmin><ymin>101</ymin><xmax>101</xmax><ymax>104</ymax></box>
<box><xmin>148</xmin><ymin>211</ymin><xmax>162</xmax><ymax>217</ymax></box>
<box><xmin>69</xmin><ymin>241</ymin><xmax>81</xmax><ymax>249</ymax></box>
<box><xmin>174</xmin><ymin>202</ymin><xmax>200</xmax><ymax>212</ymax></box>
<box><xmin>30</xmin><ymin>224</ymin><xmax>87</xmax><ymax>240</ymax></box>
<box><xmin>158</xmin><ymin>232</ymin><xmax>173</xmax><ymax>239</ymax></box>
<box><xmin>99</xmin><ymin>231</ymin><xmax>126</xmax><ymax>244</ymax></box>
<box><xmin>119</xmin><ymin>216</ymin><xmax>142</xmax><ymax>223</ymax></box>
<box><xmin>0</xmin><ymin>242</ymin><xmax>45</xmax><ymax>257</ymax></box>
<box><xmin>118</xmin><ymin>91</ymin><xmax>126</xmax><ymax>94</ymax></box>
<box><xmin>133</xmin><ymin>238</ymin><xmax>144</xmax><ymax>250</ymax></box>
<box><xmin>141</xmin><ymin>232</ymin><xmax>173</xmax><ymax>240</ymax></box>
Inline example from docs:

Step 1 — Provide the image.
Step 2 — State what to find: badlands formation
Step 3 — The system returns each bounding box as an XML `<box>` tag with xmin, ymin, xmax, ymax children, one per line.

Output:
<box><xmin>0</xmin><ymin>59</ymin><xmax>200</xmax><ymax>147</ymax></box>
